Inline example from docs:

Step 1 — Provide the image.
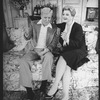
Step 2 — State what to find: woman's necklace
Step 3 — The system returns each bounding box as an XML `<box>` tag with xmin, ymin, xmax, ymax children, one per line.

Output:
<box><xmin>62</xmin><ymin>20</ymin><xmax>74</xmax><ymax>45</ymax></box>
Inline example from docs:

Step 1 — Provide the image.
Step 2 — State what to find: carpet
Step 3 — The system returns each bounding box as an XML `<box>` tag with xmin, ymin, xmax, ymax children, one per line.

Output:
<box><xmin>3</xmin><ymin>86</ymin><xmax>98</xmax><ymax>100</ymax></box>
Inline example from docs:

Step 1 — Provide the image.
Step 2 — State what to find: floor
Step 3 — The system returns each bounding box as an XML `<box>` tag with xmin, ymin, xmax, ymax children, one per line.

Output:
<box><xmin>3</xmin><ymin>86</ymin><xmax>99</xmax><ymax>100</ymax></box>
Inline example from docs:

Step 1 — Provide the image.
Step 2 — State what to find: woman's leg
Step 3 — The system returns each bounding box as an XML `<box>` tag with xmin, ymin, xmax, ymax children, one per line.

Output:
<box><xmin>62</xmin><ymin>65</ymin><xmax>71</xmax><ymax>100</ymax></box>
<box><xmin>48</xmin><ymin>56</ymin><xmax>67</xmax><ymax>96</ymax></box>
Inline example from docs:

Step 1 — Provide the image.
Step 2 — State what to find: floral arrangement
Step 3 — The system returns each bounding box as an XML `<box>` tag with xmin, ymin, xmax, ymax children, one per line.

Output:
<box><xmin>10</xmin><ymin>0</ymin><xmax>29</xmax><ymax>10</ymax></box>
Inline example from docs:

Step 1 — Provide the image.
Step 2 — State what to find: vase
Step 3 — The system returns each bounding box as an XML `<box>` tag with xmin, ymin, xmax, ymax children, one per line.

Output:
<box><xmin>19</xmin><ymin>10</ymin><xmax>23</xmax><ymax>17</ymax></box>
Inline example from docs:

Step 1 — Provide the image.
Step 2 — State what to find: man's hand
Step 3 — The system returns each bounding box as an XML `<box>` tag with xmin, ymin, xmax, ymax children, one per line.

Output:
<box><xmin>38</xmin><ymin>48</ymin><xmax>49</xmax><ymax>56</ymax></box>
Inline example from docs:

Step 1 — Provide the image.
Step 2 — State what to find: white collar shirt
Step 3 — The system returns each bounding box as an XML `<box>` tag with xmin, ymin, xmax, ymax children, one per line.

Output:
<box><xmin>36</xmin><ymin>19</ymin><xmax>52</xmax><ymax>48</ymax></box>
<box><xmin>62</xmin><ymin>21</ymin><xmax>74</xmax><ymax>45</ymax></box>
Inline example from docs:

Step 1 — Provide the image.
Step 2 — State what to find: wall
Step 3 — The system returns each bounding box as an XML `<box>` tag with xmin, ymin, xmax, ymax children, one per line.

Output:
<box><xmin>3</xmin><ymin>0</ymin><xmax>98</xmax><ymax>27</ymax></box>
<box><xmin>58</xmin><ymin>0</ymin><xmax>86</xmax><ymax>24</ymax></box>
<box><xmin>57</xmin><ymin>0</ymin><xmax>98</xmax><ymax>24</ymax></box>
<box><xmin>10</xmin><ymin>6</ymin><xmax>20</xmax><ymax>24</ymax></box>
<box><xmin>3</xmin><ymin>0</ymin><xmax>19</xmax><ymax>28</ymax></box>
<box><xmin>82</xmin><ymin>0</ymin><xmax>98</xmax><ymax>25</ymax></box>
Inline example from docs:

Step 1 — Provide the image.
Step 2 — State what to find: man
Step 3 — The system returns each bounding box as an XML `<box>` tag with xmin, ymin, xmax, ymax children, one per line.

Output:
<box><xmin>18</xmin><ymin>7</ymin><xmax>60</xmax><ymax>100</ymax></box>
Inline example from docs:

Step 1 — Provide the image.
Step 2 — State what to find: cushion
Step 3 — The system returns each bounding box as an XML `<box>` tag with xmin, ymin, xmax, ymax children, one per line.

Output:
<box><xmin>82</xmin><ymin>25</ymin><xmax>98</xmax><ymax>54</ymax></box>
<box><xmin>9</xmin><ymin>27</ymin><xmax>29</xmax><ymax>51</ymax></box>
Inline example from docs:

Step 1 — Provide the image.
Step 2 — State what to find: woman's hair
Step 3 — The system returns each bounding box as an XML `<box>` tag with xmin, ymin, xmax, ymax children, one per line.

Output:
<box><xmin>62</xmin><ymin>5</ymin><xmax>76</xmax><ymax>17</ymax></box>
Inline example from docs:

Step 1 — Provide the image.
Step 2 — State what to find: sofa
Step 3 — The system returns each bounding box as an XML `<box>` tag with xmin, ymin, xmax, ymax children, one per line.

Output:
<box><xmin>3</xmin><ymin>24</ymin><xmax>98</xmax><ymax>100</ymax></box>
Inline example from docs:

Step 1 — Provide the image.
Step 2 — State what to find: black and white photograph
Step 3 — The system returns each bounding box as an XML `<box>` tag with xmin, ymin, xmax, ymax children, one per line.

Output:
<box><xmin>3</xmin><ymin>0</ymin><xmax>99</xmax><ymax>100</ymax></box>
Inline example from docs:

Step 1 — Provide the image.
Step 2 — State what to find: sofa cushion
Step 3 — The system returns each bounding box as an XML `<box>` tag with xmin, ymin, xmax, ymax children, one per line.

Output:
<box><xmin>9</xmin><ymin>27</ymin><xmax>29</xmax><ymax>51</ymax></box>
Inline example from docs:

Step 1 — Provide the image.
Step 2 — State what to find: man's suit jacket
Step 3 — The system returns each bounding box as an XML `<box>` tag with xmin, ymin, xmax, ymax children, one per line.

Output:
<box><xmin>24</xmin><ymin>20</ymin><xmax>60</xmax><ymax>52</ymax></box>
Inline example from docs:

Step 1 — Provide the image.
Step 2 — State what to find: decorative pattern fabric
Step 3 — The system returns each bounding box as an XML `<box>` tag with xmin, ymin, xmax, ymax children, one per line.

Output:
<box><xmin>9</xmin><ymin>27</ymin><xmax>29</xmax><ymax>51</ymax></box>
<box><xmin>3</xmin><ymin>25</ymin><xmax>98</xmax><ymax>100</ymax></box>
<box><xmin>3</xmin><ymin>50</ymin><xmax>98</xmax><ymax>90</ymax></box>
<box><xmin>82</xmin><ymin>25</ymin><xmax>98</xmax><ymax>54</ymax></box>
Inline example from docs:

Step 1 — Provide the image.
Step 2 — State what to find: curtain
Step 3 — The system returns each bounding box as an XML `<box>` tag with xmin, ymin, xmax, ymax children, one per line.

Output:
<box><xmin>3</xmin><ymin>0</ymin><xmax>13</xmax><ymax>27</ymax></box>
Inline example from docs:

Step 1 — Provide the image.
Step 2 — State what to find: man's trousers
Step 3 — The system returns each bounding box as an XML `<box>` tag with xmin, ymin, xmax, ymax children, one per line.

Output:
<box><xmin>18</xmin><ymin>51</ymin><xmax>53</xmax><ymax>88</ymax></box>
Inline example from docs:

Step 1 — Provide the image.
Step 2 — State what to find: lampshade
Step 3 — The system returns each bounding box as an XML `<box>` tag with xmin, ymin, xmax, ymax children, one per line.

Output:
<box><xmin>87</xmin><ymin>0</ymin><xmax>98</xmax><ymax>8</ymax></box>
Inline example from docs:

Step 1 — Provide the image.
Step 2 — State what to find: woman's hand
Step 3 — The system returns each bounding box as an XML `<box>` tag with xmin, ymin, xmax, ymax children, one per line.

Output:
<box><xmin>61</xmin><ymin>32</ymin><xmax>69</xmax><ymax>45</ymax></box>
<box><xmin>61</xmin><ymin>32</ymin><xmax>67</xmax><ymax>41</ymax></box>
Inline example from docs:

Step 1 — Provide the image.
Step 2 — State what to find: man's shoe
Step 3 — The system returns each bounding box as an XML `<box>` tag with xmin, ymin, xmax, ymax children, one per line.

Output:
<box><xmin>27</xmin><ymin>91</ymin><xmax>35</xmax><ymax>100</ymax></box>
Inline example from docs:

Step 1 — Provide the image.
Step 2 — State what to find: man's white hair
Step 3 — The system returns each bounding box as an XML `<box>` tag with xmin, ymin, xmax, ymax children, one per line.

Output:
<box><xmin>41</xmin><ymin>7</ymin><xmax>53</xmax><ymax>15</ymax></box>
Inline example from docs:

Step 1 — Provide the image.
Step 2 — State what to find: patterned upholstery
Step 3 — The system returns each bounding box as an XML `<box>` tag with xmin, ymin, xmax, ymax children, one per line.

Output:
<box><xmin>3</xmin><ymin>25</ymin><xmax>98</xmax><ymax>99</ymax></box>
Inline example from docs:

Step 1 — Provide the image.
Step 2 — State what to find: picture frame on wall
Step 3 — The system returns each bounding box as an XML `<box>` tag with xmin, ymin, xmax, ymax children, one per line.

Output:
<box><xmin>64</xmin><ymin>0</ymin><xmax>80</xmax><ymax>4</ymax></box>
<box><xmin>86</xmin><ymin>8</ymin><xmax>98</xmax><ymax>21</ymax></box>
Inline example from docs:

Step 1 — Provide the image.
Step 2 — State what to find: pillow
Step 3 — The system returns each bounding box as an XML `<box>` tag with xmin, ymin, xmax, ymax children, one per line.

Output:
<box><xmin>9</xmin><ymin>27</ymin><xmax>29</xmax><ymax>51</ymax></box>
<box><xmin>83</xmin><ymin>25</ymin><xmax>98</xmax><ymax>54</ymax></box>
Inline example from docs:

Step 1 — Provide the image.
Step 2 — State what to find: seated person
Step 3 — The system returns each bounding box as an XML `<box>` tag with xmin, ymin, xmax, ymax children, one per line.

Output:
<box><xmin>18</xmin><ymin>7</ymin><xmax>60</xmax><ymax>100</ymax></box>
<box><xmin>45</xmin><ymin>5</ymin><xmax>88</xmax><ymax>100</ymax></box>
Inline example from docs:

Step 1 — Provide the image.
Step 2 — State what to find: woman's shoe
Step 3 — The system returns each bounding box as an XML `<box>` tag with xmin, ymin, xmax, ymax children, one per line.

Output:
<box><xmin>45</xmin><ymin>89</ymin><xmax>59</xmax><ymax>99</ymax></box>
<box><xmin>45</xmin><ymin>94</ymin><xmax>53</xmax><ymax>99</ymax></box>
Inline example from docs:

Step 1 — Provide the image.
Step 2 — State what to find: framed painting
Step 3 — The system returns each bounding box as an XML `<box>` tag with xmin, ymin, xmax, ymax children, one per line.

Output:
<box><xmin>86</xmin><ymin>8</ymin><xmax>98</xmax><ymax>21</ymax></box>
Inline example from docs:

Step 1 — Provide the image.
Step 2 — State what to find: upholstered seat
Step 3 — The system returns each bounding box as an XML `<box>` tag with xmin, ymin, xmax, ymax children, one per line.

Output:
<box><xmin>3</xmin><ymin>25</ymin><xmax>98</xmax><ymax>100</ymax></box>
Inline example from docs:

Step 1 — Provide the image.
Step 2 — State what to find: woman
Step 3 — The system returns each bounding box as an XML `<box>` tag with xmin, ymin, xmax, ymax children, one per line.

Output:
<box><xmin>45</xmin><ymin>5</ymin><xmax>88</xmax><ymax>100</ymax></box>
